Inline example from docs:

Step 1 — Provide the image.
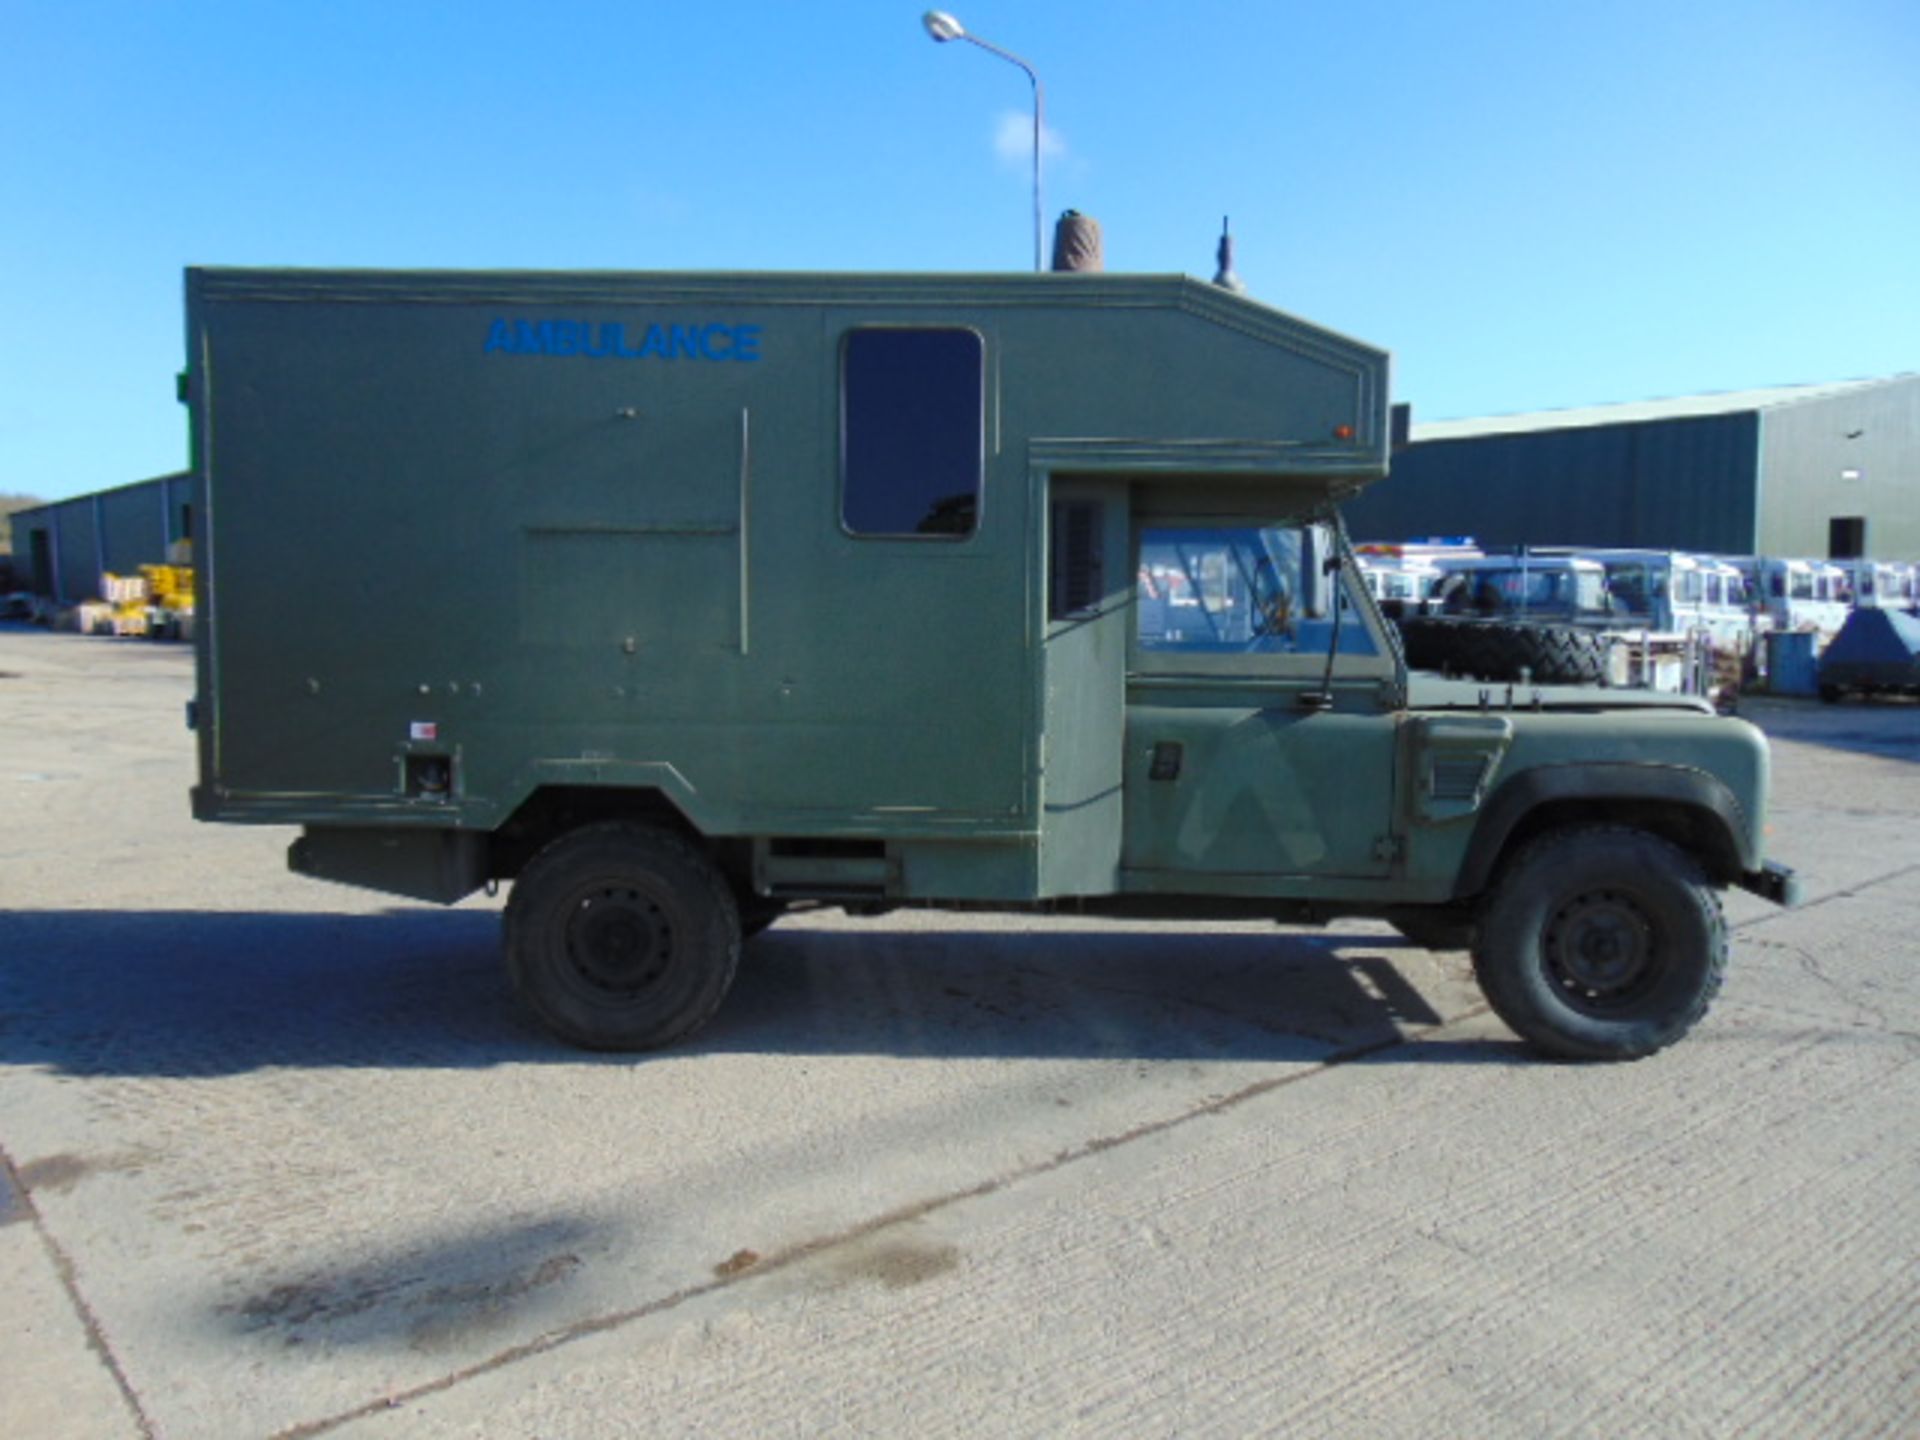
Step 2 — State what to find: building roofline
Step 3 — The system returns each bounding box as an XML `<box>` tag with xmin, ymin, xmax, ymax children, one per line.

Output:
<box><xmin>1410</xmin><ymin>374</ymin><xmax>1917</xmax><ymax>443</ymax></box>
<box><xmin>10</xmin><ymin>471</ymin><xmax>190</xmax><ymax>520</ymax></box>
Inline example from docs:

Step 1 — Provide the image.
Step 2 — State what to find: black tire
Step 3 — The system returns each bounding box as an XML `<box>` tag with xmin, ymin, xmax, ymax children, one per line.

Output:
<box><xmin>1527</xmin><ymin>625</ymin><xmax>1608</xmax><ymax>685</ymax></box>
<box><xmin>1394</xmin><ymin>615</ymin><xmax>1455</xmax><ymax>674</ymax></box>
<box><xmin>1471</xmin><ymin>826</ymin><xmax>1726</xmax><ymax>1061</ymax></box>
<box><xmin>1818</xmin><ymin>683</ymin><xmax>1843</xmax><ymax>704</ymax></box>
<box><xmin>504</xmin><ymin>823</ymin><xmax>740</xmax><ymax>1051</ymax></box>
<box><xmin>1395</xmin><ymin>617</ymin><xmax>1606</xmax><ymax>685</ymax></box>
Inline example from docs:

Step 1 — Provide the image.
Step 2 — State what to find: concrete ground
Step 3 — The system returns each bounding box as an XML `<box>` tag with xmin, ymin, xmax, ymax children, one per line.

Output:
<box><xmin>1</xmin><ymin>626</ymin><xmax>1915</xmax><ymax>1439</ymax></box>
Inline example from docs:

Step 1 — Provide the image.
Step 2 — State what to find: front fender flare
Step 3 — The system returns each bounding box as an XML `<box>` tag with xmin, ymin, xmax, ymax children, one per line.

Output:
<box><xmin>1452</xmin><ymin>763</ymin><xmax>1753</xmax><ymax>900</ymax></box>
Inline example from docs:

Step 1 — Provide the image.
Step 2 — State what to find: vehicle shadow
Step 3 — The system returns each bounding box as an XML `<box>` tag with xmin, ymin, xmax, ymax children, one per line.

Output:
<box><xmin>0</xmin><ymin>908</ymin><xmax>1519</xmax><ymax>1077</ymax></box>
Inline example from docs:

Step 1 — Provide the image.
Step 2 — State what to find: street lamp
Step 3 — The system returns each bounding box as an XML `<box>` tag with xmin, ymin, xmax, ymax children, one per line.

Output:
<box><xmin>922</xmin><ymin>10</ymin><xmax>1045</xmax><ymax>272</ymax></box>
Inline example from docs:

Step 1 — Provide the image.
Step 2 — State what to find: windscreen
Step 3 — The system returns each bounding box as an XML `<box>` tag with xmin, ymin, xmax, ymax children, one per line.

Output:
<box><xmin>1136</xmin><ymin>524</ymin><xmax>1377</xmax><ymax>656</ymax></box>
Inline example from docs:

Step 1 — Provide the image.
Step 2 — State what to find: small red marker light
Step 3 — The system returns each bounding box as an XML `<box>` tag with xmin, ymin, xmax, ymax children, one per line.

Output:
<box><xmin>1334</xmin><ymin>424</ymin><xmax>1355</xmax><ymax>441</ymax></box>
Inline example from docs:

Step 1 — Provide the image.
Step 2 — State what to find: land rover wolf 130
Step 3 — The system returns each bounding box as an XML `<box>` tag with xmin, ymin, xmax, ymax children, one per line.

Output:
<box><xmin>184</xmin><ymin>266</ymin><xmax>1798</xmax><ymax>1060</ymax></box>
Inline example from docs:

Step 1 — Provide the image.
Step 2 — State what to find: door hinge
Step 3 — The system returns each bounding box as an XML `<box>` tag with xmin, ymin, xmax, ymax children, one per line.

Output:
<box><xmin>1372</xmin><ymin>833</ymin><xmax>1405</xmax><ymax>863</ymax></box>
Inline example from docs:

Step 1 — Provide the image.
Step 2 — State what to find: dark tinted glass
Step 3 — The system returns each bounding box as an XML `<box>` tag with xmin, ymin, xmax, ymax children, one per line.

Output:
<box><xmin>842</xmin><ymin>328</ymin><xmax>983</xmax><ymax>537</ymax></box>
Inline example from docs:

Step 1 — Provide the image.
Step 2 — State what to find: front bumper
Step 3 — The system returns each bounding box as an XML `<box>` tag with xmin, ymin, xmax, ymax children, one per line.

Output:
<box><xmin>1738</xmin><ymin>861</ymin><xmax>1802</xmax><ymax>908</ymax></box>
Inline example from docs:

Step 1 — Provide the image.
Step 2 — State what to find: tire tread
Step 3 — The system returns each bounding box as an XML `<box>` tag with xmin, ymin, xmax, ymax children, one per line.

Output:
<box><xmin>504</xmin><ymin>821</ymin><xmax>740</xmax><ymax>1051</ymax></box>
<box><xmin>1471</xmin><ymin>824</ymin><xmax>1726</xmax><ymax>1061</ymax></box>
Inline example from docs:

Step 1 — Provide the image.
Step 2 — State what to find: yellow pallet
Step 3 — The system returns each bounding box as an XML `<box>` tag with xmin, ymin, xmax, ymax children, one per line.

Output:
<box><xmin>143</xmin><ymin>565</ymin><xmax>195</xmax><ymax>602</ymax></box>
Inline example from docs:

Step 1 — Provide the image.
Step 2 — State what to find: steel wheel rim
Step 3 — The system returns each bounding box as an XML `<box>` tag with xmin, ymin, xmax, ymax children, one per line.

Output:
<box><xmin>564</xmin><ymin>885</ymin><xmax>675</xmax><ymax>997</ymax></box>
<box><xmin>1543</xmin><ymin>888</ymin><xmax>1662</xmax><ymax>1014</ymax></box>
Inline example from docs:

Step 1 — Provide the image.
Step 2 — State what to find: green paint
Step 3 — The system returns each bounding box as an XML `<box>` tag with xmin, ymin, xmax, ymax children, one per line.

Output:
<box><xmin>185</xmin><ymin>267</ymin><xmax>1781</xmax><ymax>926</ymax></box>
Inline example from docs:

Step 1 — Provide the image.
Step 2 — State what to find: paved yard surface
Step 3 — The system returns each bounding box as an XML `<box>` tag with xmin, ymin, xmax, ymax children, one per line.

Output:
<box><xmin>1</xmin><ymin>627</ymin><xmax>1915</xmax><ymax>1438</ymax></box>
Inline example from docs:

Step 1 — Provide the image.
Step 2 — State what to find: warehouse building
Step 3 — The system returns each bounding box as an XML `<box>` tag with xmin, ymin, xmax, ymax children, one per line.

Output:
<box><xmin>1348</xmin><ymin>374</ymin><xmax>1920</xmax><ymax>561</ymax></box>
<box><xmin>9</xmin><ymin>472</ymin><xmax>192</xmax><ymax>601</ymax></box>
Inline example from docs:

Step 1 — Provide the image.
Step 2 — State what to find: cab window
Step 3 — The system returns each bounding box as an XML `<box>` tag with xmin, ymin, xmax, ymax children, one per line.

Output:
<box><xmin>1136</xmin><ymin>525</ymin><xmax>1377</xmax><ymax>656</ymax></box>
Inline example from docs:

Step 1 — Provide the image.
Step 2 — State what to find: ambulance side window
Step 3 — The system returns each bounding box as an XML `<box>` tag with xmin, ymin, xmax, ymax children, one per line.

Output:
<box><xmin>841</xmin><ymin>327</ymin><xmax>985</xmax><ymax>539</ymax></box>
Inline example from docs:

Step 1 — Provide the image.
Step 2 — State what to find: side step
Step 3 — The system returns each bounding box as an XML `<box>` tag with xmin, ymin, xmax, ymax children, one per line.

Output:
<box><xmin>752</xmin><ymin>837</ymin><xmax>896</xmax><ymax>901</ymax></box>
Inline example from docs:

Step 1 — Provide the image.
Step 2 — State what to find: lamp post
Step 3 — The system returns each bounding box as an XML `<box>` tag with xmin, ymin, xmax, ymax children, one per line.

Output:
<box><xmin>922</xmin><ymin>10</ymin><xmax>1045</xmax><ymax>272</ymax></box>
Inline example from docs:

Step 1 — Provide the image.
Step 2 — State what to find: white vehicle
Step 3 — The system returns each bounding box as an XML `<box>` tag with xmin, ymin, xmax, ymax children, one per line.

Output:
<box><xmin>1426</xmin><ymin>553</ymin><xmax>1614</xmax><ymax>627</ymax></box>
<box><xmin>1352</xmin><ymin>542</ymin><xmax>1456</xmax><ymax>610</ymax></box>
<box><xmin>1731</xmin><ymin>557</ymin><xmax>1851</xmax><ymax>640</ymax></box>
<box><xmin>1571</xmin><ymin>549</ymin><xmax>1760</xmax><ymax>655</ymax></box>
<box><xmin>1837</xmin><ymin>559</ymin><xmax>1920</xmax><ymax>613</ymax></box>
<box><xmin>1401</xmin><ymin>551</ymin><xmax>1729</xmax><ymax>696</ymax></box>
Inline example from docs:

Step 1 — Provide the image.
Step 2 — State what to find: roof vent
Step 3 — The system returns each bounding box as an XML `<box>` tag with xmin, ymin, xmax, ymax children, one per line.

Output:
<box><xmin>1051</xmin><ymin>210</ymin><xmax>1104</xmax><ymax>272</ymax></box>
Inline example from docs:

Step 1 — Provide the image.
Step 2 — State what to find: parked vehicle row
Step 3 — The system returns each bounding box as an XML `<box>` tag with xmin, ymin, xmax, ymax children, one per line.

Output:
<box><xmin>1357</xmin><ymin>544</ymin><xmax>1918</xmax><ymax>656</ymax></box>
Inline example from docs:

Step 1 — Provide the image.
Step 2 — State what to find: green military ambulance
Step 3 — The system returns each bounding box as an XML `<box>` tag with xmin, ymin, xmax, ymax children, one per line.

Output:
<box><xmin>183</xmin><ymin>267</ymin><xmax>1796</xmax><ymax>1061</ymax></box>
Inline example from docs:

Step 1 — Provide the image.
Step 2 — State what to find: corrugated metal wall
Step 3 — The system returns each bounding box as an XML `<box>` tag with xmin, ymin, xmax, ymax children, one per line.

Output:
<box><xmin>1757</xmin><ymin>378</ymin><xmax>1920</xmax><ymax>560</ymax></box>
<box><xmin>1345</xmin><ymin>413</ymin><xmax>1760</xmax><ymax>552</ymax></box>
<box><xmin>9</xmin><ymin>474</ymin><xmax>191</xmax><ymax>600</ymax></box>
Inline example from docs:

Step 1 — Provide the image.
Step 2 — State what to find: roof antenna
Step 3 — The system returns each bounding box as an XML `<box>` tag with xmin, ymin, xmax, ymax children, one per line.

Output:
<box><xmin>1212</xmin><ymin>216</ymin><xmax>1245</xmax><ymax>293</ymax></box>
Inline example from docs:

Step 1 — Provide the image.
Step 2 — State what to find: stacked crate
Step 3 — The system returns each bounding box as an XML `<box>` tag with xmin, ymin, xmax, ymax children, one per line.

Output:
<box><xmin>99</xmin><ymin>572</ymin><xmax>151</xmax><ymax>635</ymax></box>
<box><xmin>101</xmin><ymin>572</ymin><xmax>147</xmax><ymax>603</ymax></box>
<box><xmin>141</xmin><ymin>564</ymin><xmax>195</xmax><ymax>639</ymax></box>
<box><xmin>141</xmin><ymin>564</ymin><xmax>195</xmax><ymax>612</ymax></box>
<box><xmin>88</xmin><ymin>566</ymin><xmax>195</xmax><ymax>638</ymax></box>
<box><xmin>75</xmin><ymin>599</ymin><xmax>119</xmax><ymax>635</ymax></box>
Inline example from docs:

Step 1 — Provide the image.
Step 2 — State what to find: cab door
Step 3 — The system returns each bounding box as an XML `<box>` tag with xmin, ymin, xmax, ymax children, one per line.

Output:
<box><xmin>1036</xmin><ymin>478</ymin><xmax>1130</xmax><ymax>896</ymax></box>
<box><xmin>1119</xmin><ymin>515</ymin><xmax>1401</xmax><ymax>885</ymax></box>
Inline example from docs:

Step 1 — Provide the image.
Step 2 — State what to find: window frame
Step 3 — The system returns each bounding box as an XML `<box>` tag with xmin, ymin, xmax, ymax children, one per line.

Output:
<box><xmin>837</xmin><ymin>324</ymin><xmax>988</xmax><ymax>543</ymax></box>
<box><xmin>1128</xmin><ymin>514</ymin><xmax>1396</xmax><ymax>683</ymax></box>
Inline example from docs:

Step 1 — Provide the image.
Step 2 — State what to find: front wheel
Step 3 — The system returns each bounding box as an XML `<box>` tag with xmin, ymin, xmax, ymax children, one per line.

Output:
<box><xmin>504</xmin><ymin>823</ymin><xmax>740</xmax><ymax>1051</ymax></box>
<box><xmin>1472</xmin><ymin>826</ymin><xmax>1726</xmax><ymax>1061</ymax></box>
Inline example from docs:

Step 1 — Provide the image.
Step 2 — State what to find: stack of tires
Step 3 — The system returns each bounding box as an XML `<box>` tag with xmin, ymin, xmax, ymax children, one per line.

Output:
<box><xmin>1396</xmin><ymin>617</ymin><xmax>1608</xmax><ymax>685</ymax></box>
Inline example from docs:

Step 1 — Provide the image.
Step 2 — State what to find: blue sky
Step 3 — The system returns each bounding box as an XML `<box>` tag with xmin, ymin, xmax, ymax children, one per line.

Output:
<box><xmin>4</xmin><ymin>0</ymin><xmax>1916</xmax><ymax>502</ymax></box>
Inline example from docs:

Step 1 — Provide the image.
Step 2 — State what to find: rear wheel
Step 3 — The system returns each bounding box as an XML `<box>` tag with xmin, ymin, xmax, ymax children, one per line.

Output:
<box><xmin>504</xmin><ymin>823</ymin><xmax>740</xmax><ymax>1051</ymax></box>
<box><xmin>1472</xmin><ymin>826</ymin><xmax>1726</xmax><ymax>1060</ymax></box>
